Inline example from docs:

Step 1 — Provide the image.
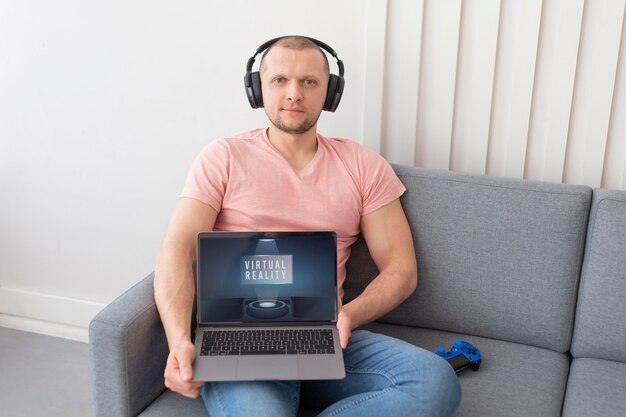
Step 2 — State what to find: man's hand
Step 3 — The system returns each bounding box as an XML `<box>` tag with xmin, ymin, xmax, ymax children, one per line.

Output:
<box><xmin>336</xmin><ymin>307</ymin><xmax>354</xmax><ymax>349</ymax></box>
<box><xmin>163</xmin><ymin>340</ymin><xmax>204</xmax><ymax>399</ymax></box>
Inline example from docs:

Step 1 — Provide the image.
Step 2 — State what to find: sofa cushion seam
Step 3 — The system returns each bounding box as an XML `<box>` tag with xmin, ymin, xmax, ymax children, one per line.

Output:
<box><xmin>396</xmin><ymin>172</ymin><xmax>591</xmax><ymax>198</ymax></box>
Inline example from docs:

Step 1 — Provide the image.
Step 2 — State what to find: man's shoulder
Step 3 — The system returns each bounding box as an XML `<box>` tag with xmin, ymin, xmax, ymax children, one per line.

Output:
<box><xmin>202</xmin><ymin>128</ymin><xmax>265</xmax><ymax>151</ymax></box>
<box><xmin>320</xmin><ymin>134</ymin><xmax>388</xmax><ymax>163</ymax></box>
<box><xmin>220</xmin><ymin>128</ymin><xmax>265</xmax><ymax>143</ymax></box>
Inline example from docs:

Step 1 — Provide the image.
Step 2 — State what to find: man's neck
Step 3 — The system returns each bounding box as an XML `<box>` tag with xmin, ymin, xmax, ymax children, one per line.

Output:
<box><xmin>266</xmin><ymin>126</ymin><xmax>319</xmax><ymax>170</ymax></box>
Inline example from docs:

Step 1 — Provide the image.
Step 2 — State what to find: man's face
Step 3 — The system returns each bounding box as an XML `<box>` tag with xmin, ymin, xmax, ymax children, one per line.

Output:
<box><xmin>260</xmin><ymin>46</ymin><xmax>329</xmax><ymax>135</ymax></box>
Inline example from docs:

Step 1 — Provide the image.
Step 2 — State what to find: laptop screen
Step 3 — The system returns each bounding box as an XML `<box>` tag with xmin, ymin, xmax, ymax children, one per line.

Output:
<box><xmin>197</xmin><ymin>231</ymin><xmax>338</xmax><ymax>324</ymax></box>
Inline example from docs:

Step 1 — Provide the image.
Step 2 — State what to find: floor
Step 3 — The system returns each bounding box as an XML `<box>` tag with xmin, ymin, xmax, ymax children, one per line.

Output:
<box><xmin>0</xmin><ymin>327</ymin><xmax>95</xmax><ymax>417</ymax></box>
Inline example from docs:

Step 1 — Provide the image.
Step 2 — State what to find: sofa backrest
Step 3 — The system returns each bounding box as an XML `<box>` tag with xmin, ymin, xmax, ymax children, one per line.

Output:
<box><xmin>571</xmin><ymin>189</ymin><xmax>626</xmax><ymax>362</ymax></box>
<box><xmin>344</xmin><ymin>165</ymin><xmax>592</xmax><ymax>352</ymax></box>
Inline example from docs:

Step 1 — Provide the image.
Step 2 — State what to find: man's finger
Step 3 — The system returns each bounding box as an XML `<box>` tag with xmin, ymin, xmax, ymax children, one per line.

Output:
<box><xmin>338</xmin><ymin>324</ymin><xmax>350</xmax><ymax>349</ymax></box>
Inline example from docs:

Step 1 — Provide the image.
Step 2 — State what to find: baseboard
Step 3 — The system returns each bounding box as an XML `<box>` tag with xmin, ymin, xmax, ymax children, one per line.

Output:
<box><xmin>0</xmin><ymin>314</ymin><xmax>90</xmax><ymax>343</ymax></box>
<box><xmin>0</xmin><ymin>287</ymin><xmax>107</xmax><ymax>343</ymax></box>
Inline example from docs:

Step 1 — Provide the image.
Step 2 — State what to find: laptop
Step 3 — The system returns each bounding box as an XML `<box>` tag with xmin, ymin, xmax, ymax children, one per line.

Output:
<box><xmin>192</xmin><ymin>231</ymin><xmax>346</xmax><ymax>381</ymax></box>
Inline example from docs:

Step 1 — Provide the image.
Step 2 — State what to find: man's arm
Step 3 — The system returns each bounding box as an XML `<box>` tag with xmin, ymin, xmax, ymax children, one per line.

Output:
<box><xmin>154</xmin><ymin>197</ymin><xmax>218</xmax><ymax>398</ymax></box>
<box><xmin>337</xmin><ymin>198</ymin><xmax>417</xmax><ymax>348</ymax></box>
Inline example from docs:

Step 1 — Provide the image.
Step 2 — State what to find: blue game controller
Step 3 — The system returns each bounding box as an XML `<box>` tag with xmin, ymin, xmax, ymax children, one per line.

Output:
<box><xmin>436</xmin><ymin>340</ymin><xmax>481</xmax><ymax>372</ymax></box>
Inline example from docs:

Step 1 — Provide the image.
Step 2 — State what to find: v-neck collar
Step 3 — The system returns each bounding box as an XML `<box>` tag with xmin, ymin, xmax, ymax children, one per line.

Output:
<box><xmin>262</xmin><ymin>128</ymin><xmax>323</xmax><ymax>177</ymax></box>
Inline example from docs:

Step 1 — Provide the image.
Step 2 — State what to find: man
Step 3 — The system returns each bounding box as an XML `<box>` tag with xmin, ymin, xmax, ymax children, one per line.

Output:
<box><xmin>154</xmin><ymin>36</ymin><xmax>461</xmax><ymax>416</ymax></box>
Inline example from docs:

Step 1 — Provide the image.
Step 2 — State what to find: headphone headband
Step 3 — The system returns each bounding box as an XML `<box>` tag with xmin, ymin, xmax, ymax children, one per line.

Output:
<box><xmin>244</xmin><ymin>36</ymin><xmax>345</xmax><ymax>112</ymax></box>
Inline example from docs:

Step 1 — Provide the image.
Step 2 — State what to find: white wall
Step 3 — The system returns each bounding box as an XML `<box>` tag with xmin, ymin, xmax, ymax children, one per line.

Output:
<box><xmin>1</xmin><ymin>0</ymin><xmax>625</xmax><ymax>342</ymax></box>
<box><xmin>0</xmin><ymin>0</ymin><xmax>371</xmax><ymax>341</ymax></box>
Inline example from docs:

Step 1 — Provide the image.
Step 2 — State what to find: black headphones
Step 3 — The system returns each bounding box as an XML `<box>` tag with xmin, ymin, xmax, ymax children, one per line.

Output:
<box><xmin>244</xmin><ymin>36</ymin><xmax>345</xmax><ymax>112</ymax></box>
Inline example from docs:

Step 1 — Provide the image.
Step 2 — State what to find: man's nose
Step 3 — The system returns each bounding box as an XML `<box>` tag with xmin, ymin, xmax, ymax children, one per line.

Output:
<box><xmin>285</xmin><ymin>81</ymin><xmax>303</xmax><ymax>101</ymax></box>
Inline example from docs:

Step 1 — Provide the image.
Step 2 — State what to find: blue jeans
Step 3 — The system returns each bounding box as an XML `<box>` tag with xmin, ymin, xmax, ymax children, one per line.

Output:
<box><xmin>201</xmin><ymin>330</ymin><xmax>461</xmax><ymax>417</ymax></box>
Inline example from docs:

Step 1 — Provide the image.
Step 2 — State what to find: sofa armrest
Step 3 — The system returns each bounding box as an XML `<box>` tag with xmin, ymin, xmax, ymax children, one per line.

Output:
<box><xmin>89</xmin><ymin>273</ymin><xmax>169</xmax><ymax>417</ymax></box>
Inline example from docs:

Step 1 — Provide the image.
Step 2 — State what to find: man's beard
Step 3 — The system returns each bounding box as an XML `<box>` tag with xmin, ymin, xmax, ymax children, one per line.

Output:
<box><xmin>266</xmin><ymin>110</ymin><xmax>322</xmax><ymax>135</ymax></box>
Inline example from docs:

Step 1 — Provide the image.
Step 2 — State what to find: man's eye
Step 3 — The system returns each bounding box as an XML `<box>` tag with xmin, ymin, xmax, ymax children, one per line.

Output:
<box><xmin>303</xmin><ymin>80</ymin><xmax>317</xmax><ymax>86</ymax></box>
<box><xmin>273</xmin><ymin>77</ymin><xmax>285</xmax><ymax>84</ymax></box>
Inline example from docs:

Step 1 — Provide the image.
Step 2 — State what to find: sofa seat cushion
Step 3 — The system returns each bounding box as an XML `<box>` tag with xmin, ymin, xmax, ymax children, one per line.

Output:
<box><xmin>364</xmin><ymin>322</ymin><xmax>570</xmax><ymax>417</ymax></box>
<box><xmin>137</xmin><ymin>323</ymin><xmax>571</xmax><ymax>417</ymax></box>
<box><xmin>136</xmin><ymin>382</ymin><xmax>320</xmax><ymax>417</ymax></box>
<box><xmin>138</xmin><ymin>391</ymin><xmax>207</xmax><ymax>417</ymax></box>
<box><xmin>562</xmin><ymin>358</ymin><xmax>626</xmax><ymax>417</ymax></box>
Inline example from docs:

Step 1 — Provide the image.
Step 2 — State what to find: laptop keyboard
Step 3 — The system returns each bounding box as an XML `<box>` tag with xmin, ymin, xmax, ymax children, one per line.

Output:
<box><xmin>200</xmin><ymin>328</ymin><xmax>336</xmax><ymax>356</ymax></box>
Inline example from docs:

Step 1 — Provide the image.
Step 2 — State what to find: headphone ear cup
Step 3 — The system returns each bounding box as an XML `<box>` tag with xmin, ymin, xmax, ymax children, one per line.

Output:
<box><xmin>324</xmin><ymin>74</ymin><xmax>344</xmax><ymax>112</ymax></box>
<box><xmin>245</xmin><ymin>71</ymin><xmax>264</xmax><ymax>108</ymax></box>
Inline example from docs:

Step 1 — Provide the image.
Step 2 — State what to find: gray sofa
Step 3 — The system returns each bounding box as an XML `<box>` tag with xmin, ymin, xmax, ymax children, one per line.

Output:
<box><xmin>90</xmin><ymin>164</ymin><xmax>626</xmax><ymax>416</ymax></box>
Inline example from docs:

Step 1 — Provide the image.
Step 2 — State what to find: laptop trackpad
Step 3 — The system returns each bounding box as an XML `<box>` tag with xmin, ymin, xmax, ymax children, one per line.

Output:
<box><xmin>237</xmin><ymin>356</ymin><xmax>298</xmax><ymax>380</ymax></box>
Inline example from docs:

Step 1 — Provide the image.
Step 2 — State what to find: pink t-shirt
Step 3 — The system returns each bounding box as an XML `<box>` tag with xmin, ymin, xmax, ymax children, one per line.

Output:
<box><xmin>181</xmin><ymin>128</ymin><xmax>406</xmax><ymax>291</ymax></box>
